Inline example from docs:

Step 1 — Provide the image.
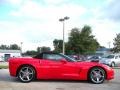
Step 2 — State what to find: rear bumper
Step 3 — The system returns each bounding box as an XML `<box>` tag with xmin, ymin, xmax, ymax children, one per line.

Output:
<box><xmin>9</xmin><ymin>60</ymin><xmax>18</xmax><ymax>77</ymax></box>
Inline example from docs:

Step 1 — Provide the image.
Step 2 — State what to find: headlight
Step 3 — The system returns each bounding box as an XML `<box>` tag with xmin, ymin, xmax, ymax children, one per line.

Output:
<box><xmin>106</xmin><ymin>59</ymin><xmax>111</xmax><ymax>64</ymax></box>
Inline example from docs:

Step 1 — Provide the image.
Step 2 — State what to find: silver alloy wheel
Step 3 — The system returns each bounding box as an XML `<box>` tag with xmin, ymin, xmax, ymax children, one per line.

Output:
<box><xmin>18</xmin><ymin>66</ymin><xmax>35</xmax><ymax>82</ymax></box>
<box><xmin>90</xmin><ymin>68</ymin><xmax>105</xmax><ymax>84</ymax></box>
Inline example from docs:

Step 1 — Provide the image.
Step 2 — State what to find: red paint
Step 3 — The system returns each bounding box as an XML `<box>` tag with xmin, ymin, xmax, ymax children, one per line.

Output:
<box><xmin>9</xmin><ymin>57</ymin><xmax>114</xmax><ymax>81</ymax></box>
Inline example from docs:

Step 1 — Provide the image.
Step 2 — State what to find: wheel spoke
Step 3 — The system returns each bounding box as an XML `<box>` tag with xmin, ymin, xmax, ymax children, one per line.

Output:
<box><xmin>26</xmin><ymin>67</ymin><xmax>29</xmax><ymax>72</ymax></box>
<box><xmin>29</xmin><ymin>72</ymin><xmax>33</xmax><ymax>75</ymax></box>
<box><xmin>26</xmin><ymin>76</ymin><xmax>30</xmax><ymax>80</ymax></box>
<box><xmin>97</xmin><ymin>70</ymin><xmax>101</xmax><ymax>74</ymax></box>
<box><xmin>20</xmin><ymin>69</ymin><xmax>25</xmax><ymax>74</ymax></box>
<box><xmin>92</xmin><ymin>71</ymin><xmax>97</xmax><ymax>75</ymax></box>
<box><xmin>23</xmin><ymin>75</ymin><xmax>27</xmax><ymax>79</ymax></box>
<box><xmin>96</xmin><ymin>77</ymin><xmax>100</xmax><ymax>82</ymax></box>
<box><xmin>20</xmin><ymin>74</ymin><xmax>26</xmax><ymax>80</ymax></box>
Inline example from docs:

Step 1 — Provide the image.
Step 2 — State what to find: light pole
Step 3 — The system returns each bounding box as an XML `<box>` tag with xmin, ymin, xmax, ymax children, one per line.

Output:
<box><xmin>20</xmin><ymin>42</ymin><xmax>23</xmax><ymax>55</ymax></box>
<box><xmin>108</xmin><ymin>42</ymin><xmax>111</xmax><ymax>49</ymax></box>
<box><xmin>59</xmin><ymin>16</ymin><xmax>69</xmax><ymax>55</ymax></box>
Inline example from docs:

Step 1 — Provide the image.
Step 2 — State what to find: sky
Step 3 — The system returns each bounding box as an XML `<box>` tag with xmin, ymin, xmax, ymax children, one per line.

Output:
<box><xmin>0</xmin><ymin>0</ymin><xmax>120</xmax><ymax>52</ymax></box>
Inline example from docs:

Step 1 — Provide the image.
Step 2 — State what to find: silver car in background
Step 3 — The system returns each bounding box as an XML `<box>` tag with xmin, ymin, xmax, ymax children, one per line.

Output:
<box><xmin>100</xmin><ymin>54</ymin><xmax>120</xmax><ymax>67</ymax></box>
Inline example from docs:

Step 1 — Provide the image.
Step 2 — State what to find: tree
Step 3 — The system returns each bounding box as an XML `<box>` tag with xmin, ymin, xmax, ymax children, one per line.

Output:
<box><xmin>53</xmin><ymin>39</ymin><xmax>63</xmax><ymax>53</ymax></box>
<box><xmin>66</xmin><ymin>28</ymin><xmax>80</xmax><ymax>54</ymax></box>
<box><xmin>10</xmin><ymin>44</ymin><xmax>20</xmax><ymax>50</ymax></box>
<box><xmin>0</xmin><ymin>44</ymin><xmax>20</xmax><ymax>50</ymax></box>
<box><xmin>0</xmin><ymin>44</ymin><xmax>9</xmax><ymax>49</ymax></box>
<box><xmin>37</xmin><ymin>47</ymin><xmax>41</xmax><ymax>53</ymax></box>
<box><xmin>39</xmin><ymin>46</ymin><xmax>51</xmax><ymax>53</ymax></box>
<box><xmin>24</xmin><ymin>50</ymin><xmax>37</xmax><ymax>56</ymax></box>
<box><xmin>37</xmin><ymin>46</ymin><xmax>51</xmax><ymax>53</ymax></box>
<box><xmin>23</xmin><ymin>46</ymin><xmax>51</xmax><ymax>56</ymax></box>
<box><xmin>67</xmin><ymin>25</ymin><xmax>99</xmax><ymax>55</ymax></box>
<box><xmin>112</xmin><ymin>33</ymin><xmax>120</xmax><ymax>53</ymax></box>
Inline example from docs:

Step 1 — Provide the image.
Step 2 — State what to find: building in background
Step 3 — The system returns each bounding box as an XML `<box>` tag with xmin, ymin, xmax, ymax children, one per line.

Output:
<box><xmin>0</xmin><ymin>50</ymin><xmax>21</xmax><ymax>61</ymax></box>
<box><xmin>96</xmin><ymin>47</ymin><xmax>112</xmax><ymax>56</ymax></box>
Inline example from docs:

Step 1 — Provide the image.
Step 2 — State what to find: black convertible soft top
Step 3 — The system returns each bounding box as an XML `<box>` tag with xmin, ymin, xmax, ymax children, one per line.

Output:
<box><xmin>33</xmin><ymin>51</ymin><xmax>59</xmax><ymax>59</ymax></box>
<box><xmin>33</xmin><ymin>51</ymin><xmax>76</xmax><ymax>62</ymax></box>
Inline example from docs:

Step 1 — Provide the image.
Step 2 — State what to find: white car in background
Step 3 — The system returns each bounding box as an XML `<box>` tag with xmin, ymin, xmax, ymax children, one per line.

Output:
<box><xmin>100</xmin><ymin>54</ymin><xmax>120</xmax><ymax>67</ymax></box>
<box><xmin>0</xmin><ymin>57</ymin><xmax>4</xmax><ymax>62</ymax></box>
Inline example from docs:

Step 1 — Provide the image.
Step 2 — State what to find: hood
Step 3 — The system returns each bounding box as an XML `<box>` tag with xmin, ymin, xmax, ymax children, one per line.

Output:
<box><xmin>101</xmin><ymin>58</ymin><xmax>111</xmax><ymax>61</ymax></box>
<box><xmin>75</xmin><ymin>61</ymin><xmax>100</xmax><ymax>66</ymax></box>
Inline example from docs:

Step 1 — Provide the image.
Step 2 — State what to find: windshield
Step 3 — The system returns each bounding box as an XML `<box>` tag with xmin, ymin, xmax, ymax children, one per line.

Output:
<box><xmin>105</xmin><ymin>55</ymin><xmax>114</xmax><ymax>59</ymax></box>
<box><xmin>59</xmin><ymin>54</ymin><xmax>77</xmax><ymax>62</ymax></box>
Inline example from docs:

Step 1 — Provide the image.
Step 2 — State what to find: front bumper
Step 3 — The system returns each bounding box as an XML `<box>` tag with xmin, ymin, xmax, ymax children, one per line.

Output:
<box><xmin>106</xmin><ymin>67</ymin><xmax>114</xmax><ymax>80</ymax></box>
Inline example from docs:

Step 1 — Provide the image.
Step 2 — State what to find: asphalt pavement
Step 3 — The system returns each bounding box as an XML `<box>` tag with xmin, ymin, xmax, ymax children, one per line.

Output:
<box><xmin>0</xmin><ymin>69</ymin><xmax>120</xmax><ymax>90</ymax></box>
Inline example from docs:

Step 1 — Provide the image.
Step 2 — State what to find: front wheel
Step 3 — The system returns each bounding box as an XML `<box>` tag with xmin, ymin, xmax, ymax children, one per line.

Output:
<box><xmin>89</xmin><ymin>67</ymin><xmax>106</xmax><ymax>84</ymax></box>
<box><xmin>18</xmin><ymin>66</ymin><xmax>35</xmax><ymax>83</ymax></box>
<box><xmin>111</xmin><ymin>62</ymin><xmax>115</xmax><ymax>67</ymax></box>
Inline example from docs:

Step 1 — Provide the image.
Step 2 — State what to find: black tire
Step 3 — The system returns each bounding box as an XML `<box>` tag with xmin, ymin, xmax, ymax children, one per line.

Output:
<box><xmin>111</xmin><ymin>62</ymin><xmax>115</xmax><ymax>67</ymax></box>
<box><xmin>89</xmin><ymin>67</ymin><xmax>106</xmax><ymax>84</ymax></box>
<box><xmin>18</xmin><ymin>65</ymin><xmax>35</xmax><ymax>83</ymax></box>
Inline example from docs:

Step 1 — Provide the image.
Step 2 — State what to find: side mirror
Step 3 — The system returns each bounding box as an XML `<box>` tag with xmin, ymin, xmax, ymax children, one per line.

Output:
<box><xmin>60</xmin><ymin>59</ymin><xmax>67</xmax><ymax>64</ymax></box>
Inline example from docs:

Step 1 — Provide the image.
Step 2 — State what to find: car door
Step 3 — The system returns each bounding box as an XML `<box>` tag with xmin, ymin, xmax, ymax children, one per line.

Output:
<box><xmin>38</xmin><ymin>53</ymin><xmax>80</xmax><ymax>79</ymax></box>
<box><xmin>60</xmin><ymin>60</ymin><xmax>81</xmax><ymax>79</ymax></box>
<box><xmin>39</xmin><ymin>54</ymin><xmax>63</xmax><ymax>79</ymax></box>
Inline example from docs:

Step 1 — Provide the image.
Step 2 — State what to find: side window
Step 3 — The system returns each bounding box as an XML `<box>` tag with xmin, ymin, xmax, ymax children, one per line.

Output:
<box><xmin>43</xmin><ymin>54</ymin><xmax>64</xmax><ymax>61</ymax></box>
<box><xmin>43</xmin><ymin>54</ymin><xmax>54</xmax><ymax>60</ymax></box>
<box><xmin>119</xmin><ymin>55</ymin><xmax>120</xmax><ymax>58</ymax></box>
<box><xmin>54</xmin><ymin>55</ymin><xmax>65</xmax><ymax>60</ymax></box>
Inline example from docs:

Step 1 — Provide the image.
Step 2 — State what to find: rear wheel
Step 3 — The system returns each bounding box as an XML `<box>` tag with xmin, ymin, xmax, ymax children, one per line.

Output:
<box><xmin>89</xmin><ymin>67</ymin><xmax>106</xmax><ymax>84</ymax></box>
<box><xmin>18</xmin><ymin>66</ymin><xmax>35</xmax><ymax>83</ymax></box>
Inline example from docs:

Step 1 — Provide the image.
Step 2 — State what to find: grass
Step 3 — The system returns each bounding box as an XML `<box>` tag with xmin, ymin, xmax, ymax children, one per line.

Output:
<box><xmin>0</xmin><ymin>65</ymin><xmax>8</xmax><ymax>69</ymax></box>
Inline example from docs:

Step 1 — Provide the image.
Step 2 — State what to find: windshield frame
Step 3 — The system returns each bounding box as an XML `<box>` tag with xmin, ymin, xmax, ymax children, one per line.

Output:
<box><xmin>59</xmin><ymin>53</ymin><xmax>77</xmax><ymax>62</ymax></box>
<box><xmin>105</xmin><ymin>55</ymin><xmax>114</xmax><ymax>59</ymax></box>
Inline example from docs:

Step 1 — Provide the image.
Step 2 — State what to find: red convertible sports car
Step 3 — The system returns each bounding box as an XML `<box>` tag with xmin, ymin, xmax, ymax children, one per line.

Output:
<box><xmin>9</xmin><ymin>52</ymin><xmax>114</xmax><ymax>84</ymax></box>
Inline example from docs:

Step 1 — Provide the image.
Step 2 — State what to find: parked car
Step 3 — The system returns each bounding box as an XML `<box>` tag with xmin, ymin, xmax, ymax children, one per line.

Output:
<box><xmin>9</xmin><ymin>52</ymin><xmax>114</xmax><ymax>84</ymax></box>
<box><xmin>0</xmin><ymin>56</ymin><xmax>4</xmax><ymax>62</ymax></box>
<box><xmin>0</xmin><ymin>59</ymin><xmax>4</xmax><ymax>62</ymax></box>
<box><xmin>99</xmin><ymin>54</ymin><xmax>120</xmax><ymax>67</ymax></box>
<box><xmin>88</xmin><ymin>55</ymin><xmax>102</xmax><ymax>62</ymax></box>
<box><xmin>68</xmin><ymin>55</ymin><xmax>87</xmax><ymax>61</ymax></box>
<box><xmin>67</xmin><ymin>55</ymin><xmax>79</xmax><ymax>60</ymax></box>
